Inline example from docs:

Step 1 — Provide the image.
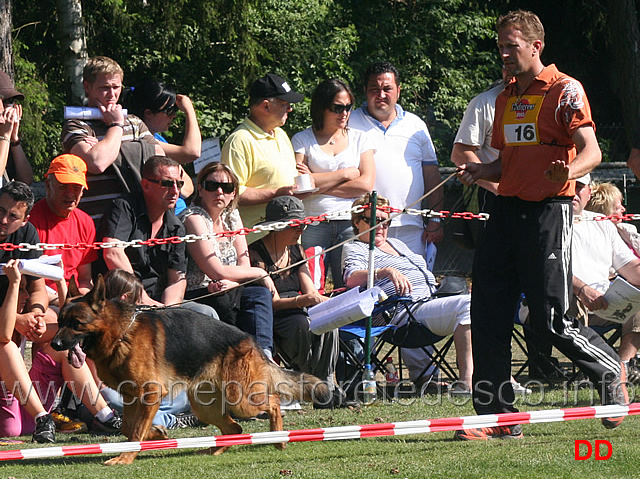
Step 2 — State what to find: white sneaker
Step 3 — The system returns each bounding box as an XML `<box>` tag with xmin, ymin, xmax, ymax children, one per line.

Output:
<box><xmin>280</xmin><ymin>399</ymin><xmax>302</xmax><ymax>410</ymax></box>
<box><xmin>511</xmin><ymin>382</ymin><xmax>532</xmax><ymax>395</ymax></box>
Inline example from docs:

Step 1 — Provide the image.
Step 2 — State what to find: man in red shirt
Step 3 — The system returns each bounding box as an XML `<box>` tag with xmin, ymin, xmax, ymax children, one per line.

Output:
<box><xmin>30</xmin><ymin>154</ymin><xmax>97</xmax><ymax>301</ymax></box>
<box><xmin>29</xmin><ymin>154</ymin><xmax>121</xmax><ymax>435</ymax></box>
<box><xmin>457</xmin><ymin>10</ymin><xmax>627</xmax><ymax>439</ymax></box>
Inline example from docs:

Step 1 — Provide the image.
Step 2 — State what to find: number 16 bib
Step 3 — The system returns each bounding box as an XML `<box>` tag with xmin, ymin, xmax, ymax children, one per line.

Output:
<box><xmin>503</xmin><ymin>95</ymin><xmax>544</xmax><ymax>147</ymax></box>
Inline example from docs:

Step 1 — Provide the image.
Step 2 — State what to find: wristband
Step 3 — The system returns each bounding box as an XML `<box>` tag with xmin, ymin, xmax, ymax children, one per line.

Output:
<box><xmin>0</xmin><ymin>135</ymin><xmax>9</xmax><ymax>143</ymax></box>
<box><xmin>108</xmin><ymin>122</ymin><xmax>125</xmax><ymax>129</ymax></box>
<box><xmin>295</xmin><ymin>295</ymin><xmax>300</xmax><ymax>307</ymax></box>
<box><xmin>31</xmin><ymin>303</ymin><xmax>46</xmax><ymax>314</ymax></box>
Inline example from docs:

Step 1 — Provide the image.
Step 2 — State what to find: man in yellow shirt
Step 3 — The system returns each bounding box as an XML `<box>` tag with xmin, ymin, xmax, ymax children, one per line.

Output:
<box><xmin>222</xmin><ymin>73</ymin><xmax>304</xmax><ymax>235</ymax></box>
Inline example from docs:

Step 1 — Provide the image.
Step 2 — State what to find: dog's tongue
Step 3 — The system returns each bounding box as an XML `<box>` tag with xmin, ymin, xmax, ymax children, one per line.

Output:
<box><xmin>68</xmin><ymin>343</ymin><xmax>86</xmax><ymax>369</ymax></box>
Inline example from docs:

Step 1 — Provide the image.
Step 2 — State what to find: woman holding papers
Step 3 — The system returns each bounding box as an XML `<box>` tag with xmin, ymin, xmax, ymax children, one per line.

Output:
<box><xmin>342</xmin><ymin>193</ymin><xmax>473</xmax><ymax>394</ymax></box>
<box><xmin>0</xmin><ymin>260</ymin><xmax>56</xmax><ymax>442</ymax></box>
<box><xmin>249</xmin><ymin>196</ymin><xmax>339</xmax><ymax>407</ymax></box>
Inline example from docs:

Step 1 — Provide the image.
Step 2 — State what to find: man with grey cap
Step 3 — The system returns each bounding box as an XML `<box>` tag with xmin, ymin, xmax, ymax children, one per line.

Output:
<box><xmin>0</xmin><ymin>72</ymin><xmax>32</xmax><ymax>187</ymax></box>
<box><xmin>222</xmin><ymin>73</ymin><xmax>305</xmax><ymax>237</ymax></box>
<box><xmin>571</xmin><ymin>173</ymin><xmax>640</xmax><ymax>379</ymax></box>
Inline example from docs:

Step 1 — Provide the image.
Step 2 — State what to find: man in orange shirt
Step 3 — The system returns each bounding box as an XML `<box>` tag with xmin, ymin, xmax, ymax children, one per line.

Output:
<box><xmin>457</xmin><ymin>10</ymin><xmax>627</xmax><ymax>440</ymax></box>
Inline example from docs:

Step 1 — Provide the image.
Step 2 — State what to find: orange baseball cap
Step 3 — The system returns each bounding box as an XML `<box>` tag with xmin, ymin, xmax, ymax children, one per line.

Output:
<box><xmin>46</xmin><ymin>154</ymin><xmax>88</xmax><ymax>189</ymax></box>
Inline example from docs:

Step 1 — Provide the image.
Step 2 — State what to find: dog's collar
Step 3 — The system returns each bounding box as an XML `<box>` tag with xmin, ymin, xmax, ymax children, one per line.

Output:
<box><xmin>119</xmin><ymin>308</ymin><xmax>143</xmax><ymax>342</ymax></box>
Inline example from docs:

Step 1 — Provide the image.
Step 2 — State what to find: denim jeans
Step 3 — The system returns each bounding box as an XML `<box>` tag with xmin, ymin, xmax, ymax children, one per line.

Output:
<box><xmin>236</xmin><ymin>286</ymin><xmax>274</xmax><ymax>355</ymax></box>
<box><xmin>180</xmin><ymin>300</ymin><xmax>219</xmax><ymax>319</ymax></box>
<box><xmin>101</xmin><ymin>387</ymin><xmax>190</xmax><ymax>429</ymax></box>
<box><xmin>302</xmin><ymin>220</ymin><xmax>354</xmax><ymax>289</ymax></box>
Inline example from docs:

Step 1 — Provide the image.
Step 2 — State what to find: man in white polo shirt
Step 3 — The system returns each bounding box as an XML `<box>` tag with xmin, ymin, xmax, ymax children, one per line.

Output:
<box><xmin>349</xmin><ymin>61</ymin><xmax>443</xmax><ymax>258</ymax></box>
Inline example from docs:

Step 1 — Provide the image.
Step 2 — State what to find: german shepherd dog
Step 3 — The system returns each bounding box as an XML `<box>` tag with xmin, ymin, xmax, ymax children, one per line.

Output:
<box><xmin>51</xmin><ymin>276</ymin><xmax>330</xmax><ymax>465</ymax></box>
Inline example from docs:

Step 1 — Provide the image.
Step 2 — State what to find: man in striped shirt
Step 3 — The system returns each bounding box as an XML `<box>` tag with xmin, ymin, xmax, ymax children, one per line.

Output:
<box><xmin>60</xmin><ymin>56</ymin><xmax>164</xmax><ymax>224</ymax></box>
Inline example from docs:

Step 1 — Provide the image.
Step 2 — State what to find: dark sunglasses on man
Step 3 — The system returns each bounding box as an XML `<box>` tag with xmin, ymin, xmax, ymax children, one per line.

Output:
<box><xmin>146</xmin><ymin>178</ymin><xmax>185</xmax><ymax>189</ymax></box>
<box><xmin>203</xmin><ymin>180</ymin><xmax>235</xmax><ymax>194</ymax></box>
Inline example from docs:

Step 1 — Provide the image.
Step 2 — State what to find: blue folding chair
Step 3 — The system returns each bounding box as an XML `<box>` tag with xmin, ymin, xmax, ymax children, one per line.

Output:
<box><xmin>337</xmin><ymin>276</ymin><xmax>468</xmax><ymax>396</ymax></box>
<box><xmin>337</xmin><ymin>318</ymin><xmax>393</xmax><ymax>398</ymax></box>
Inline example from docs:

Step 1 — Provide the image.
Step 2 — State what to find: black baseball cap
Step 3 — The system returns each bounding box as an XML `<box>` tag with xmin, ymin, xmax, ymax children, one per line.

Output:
<box><xmin>249</xmin><ymin>73</ymin><xmax>304</xmax><ymax>103</ymax></box>
<box><xmin>254</xmin><ymin>196</ymin><xmax>306</xmax><ymax>228</ymax></box>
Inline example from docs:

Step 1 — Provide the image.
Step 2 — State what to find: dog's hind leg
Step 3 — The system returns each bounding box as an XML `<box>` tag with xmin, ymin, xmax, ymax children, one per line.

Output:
<box><xmin>190</xmin><ymin>388</ymin><xmax>242</xmax><ymax>456</ymax></box>
<box><xmin>265</xmin><ymin>395</ymin><xmax>285</xmax><ymax>450</ymax></box>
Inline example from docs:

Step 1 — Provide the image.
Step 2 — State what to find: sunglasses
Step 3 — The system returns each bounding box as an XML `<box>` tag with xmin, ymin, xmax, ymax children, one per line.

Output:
<box><xmin>158</xmin><ymin>103</ymin><xmax>177</xmax><ymax>115</ymax></box>
<box><xmin>146</xmin><ymin>178</ymin><xmax>185</xmax><ymax>189</ymax></box>
<box><xmin>360</xmin><ymin>216</ymin><xmax>389</xmax><ymax>228</ymax></box>
<box><xmin>328</xmin><ymin>103</ymin><xmax>352</xmax><ymax>114</ymax></box>
<box><xmin>203</xmin><ymin>180</ymin><xmax>235</xmax><ymax>194</ymax></box>
<box><xmin>3</xmin><ymin>97</ymin><xmax>19</xmax><ymax>107</ymax></box>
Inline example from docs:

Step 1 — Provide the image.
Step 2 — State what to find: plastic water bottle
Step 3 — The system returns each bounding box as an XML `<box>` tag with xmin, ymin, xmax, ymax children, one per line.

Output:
<box><xmin>361</xmin><ymin>365</ymin><xmax>377</xmax><ymax>405</ymax></box>
<box><xmin>385</xmin><ymin>357</ymin><xmax>399</xmax><ymax>385</ymax></box>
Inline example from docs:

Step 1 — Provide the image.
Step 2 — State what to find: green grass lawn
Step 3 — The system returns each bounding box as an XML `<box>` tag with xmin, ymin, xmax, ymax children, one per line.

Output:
<box><xmin>1</xmin><ymin>387</ymin><xmax>638</xmax><ymax>479</ymax></box>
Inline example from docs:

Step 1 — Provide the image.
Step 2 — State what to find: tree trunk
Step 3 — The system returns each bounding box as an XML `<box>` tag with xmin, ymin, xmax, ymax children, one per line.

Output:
<box><xmin>607</xmin><ymin>0</ymin><xmax>640</xmax><ymax>145</ymax></box>
<box><xmin>0</xmin><ymin>0</ymin><xmax>13</xmax><ymax>78</ymax></box>
<box><xmin>57</xmin><ymin>0</ymin><xmax>87</xmax><ymax>105</ymax></box>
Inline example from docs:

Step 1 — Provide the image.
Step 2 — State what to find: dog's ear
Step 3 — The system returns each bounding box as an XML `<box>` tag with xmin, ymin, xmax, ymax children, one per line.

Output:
<box><xmin>85</xmin><ymin>274</ymin><xmax>106</xmax><ymax>313</ymax></box>
<box><xmin>67</xmin><ymin>275</ymin><xmax>81</xmax><ymax>301</ymax></box>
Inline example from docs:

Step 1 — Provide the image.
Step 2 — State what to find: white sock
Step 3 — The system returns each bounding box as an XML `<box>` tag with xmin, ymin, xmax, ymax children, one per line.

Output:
<box><xmin>96</xmin><ymin>407</ymin><xmax>114</xmax><ymax>423</ymax></box>
<box><xmin>263</xmin><ymin>349</ymin><xmax>273</xmax><ymax>359</ymax></box>
<box><xmin>35</xmin><ymin>411</ymin><xmax>47</xmax><ymax>420</ymax></box>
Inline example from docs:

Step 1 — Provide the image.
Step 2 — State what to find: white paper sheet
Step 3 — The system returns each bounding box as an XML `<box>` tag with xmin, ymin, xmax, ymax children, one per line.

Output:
<box><xmin>64</xmin><ymin>106</ymin><xmax>128</xmax><ymax>120</ymax></box>
<box><xmin>0</xmin><ymin>255</ymin><xmax>64</xmax><ymax>281</ymax></box>
<box><xmin>308</xmin><ymin>286</ymin><xmax>381</xmax><ymax>335</ymax></box>
<box><xmin>601</xmin><ymin>276</ymin><xmax>640</xmax><ymax>323</ymax></box>
<box><xmin>193</xmin><ymin>138</ymin><xmax>221</xmax><ymax>173</ymax></box>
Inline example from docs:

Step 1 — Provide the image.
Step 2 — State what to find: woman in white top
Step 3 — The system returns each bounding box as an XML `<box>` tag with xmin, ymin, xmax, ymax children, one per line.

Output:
<box><xmin>291</xmin><ymin>79</ymin><xmax>375</xmax><ymax>288</ymax></box>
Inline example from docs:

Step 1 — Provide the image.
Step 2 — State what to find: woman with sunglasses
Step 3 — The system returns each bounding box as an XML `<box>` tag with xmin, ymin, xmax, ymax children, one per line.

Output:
<box><xmin>122</xmin><ymin>79</ymin><xmax>198</xmax><ymax>210</ymax></box>
<box><xmin>179</xmin><ymin>162</ymin><xmax>277</xmax><ymax>360</ymax></box>
<box><xmin>291</xmin><ymin>79</ymin><xmax>375</xmax><ymax>289</ymax></box>
<box><xmin>342</xmin><ymin>193</ymin><xmax>473</xmax><ymax>394</ymax></box>
<box><xmin>249</xmin><ymin>196</ymin><xmax>339</xmax><ymax>405</ymax></box>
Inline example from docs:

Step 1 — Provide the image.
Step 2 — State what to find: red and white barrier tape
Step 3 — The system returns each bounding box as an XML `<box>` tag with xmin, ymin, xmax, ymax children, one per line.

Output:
<box><xmin>2</xmin><ymin>402</ymin><xmax>639</xmax><ymax>461</ymax></box>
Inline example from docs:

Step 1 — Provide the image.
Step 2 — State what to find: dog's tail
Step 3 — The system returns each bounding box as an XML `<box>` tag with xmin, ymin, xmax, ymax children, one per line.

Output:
<box><xmin>267</xmin><ymin>363</ymin><xmax>332</xmax><ymax>406</ymax></box>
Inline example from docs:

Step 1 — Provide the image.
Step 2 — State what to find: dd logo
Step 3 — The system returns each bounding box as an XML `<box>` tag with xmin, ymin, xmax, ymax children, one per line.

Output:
<box><xmin>574</xmin><ymin>440</ymin><xmax>612</xmax><ymax>460</ymax></box>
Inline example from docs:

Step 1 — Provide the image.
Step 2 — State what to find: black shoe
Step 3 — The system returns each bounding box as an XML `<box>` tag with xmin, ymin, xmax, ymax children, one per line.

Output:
<box><xmin>601</xmin><ymin>362</ymin><xmax>629</xmax><ymax>430</ymax></box>
<box><xmin>32</xmin><ymin>413</ymin><xmax>56</xmax><ymax>443</ymax></box>
<box><xmin>170</xmin><ymin>413</ymin><xmax>205</xmax><ymax>429</ymax></box>
<box><xmin>528</xmin><ymin>363</ymin><xmax>569</xmax><ymax>383</ymax></box>
<box><xmin>91</xmin><ymin>412</ymin><xmax>122</xmax><ymax>435</ymax></box>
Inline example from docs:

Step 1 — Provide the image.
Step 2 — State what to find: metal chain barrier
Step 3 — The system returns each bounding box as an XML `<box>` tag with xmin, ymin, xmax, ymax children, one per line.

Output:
<box><xmin>10</xmin><ymin>167</ymin><xmax>638</xmax><ymax>309</ymax></box>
